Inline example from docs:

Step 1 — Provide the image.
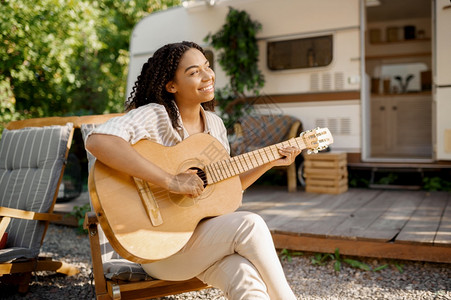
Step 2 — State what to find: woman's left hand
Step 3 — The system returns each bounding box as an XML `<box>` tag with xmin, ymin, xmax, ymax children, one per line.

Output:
<box><xmin>239</xmin><ymin>145</ymin><xmax>301</xmax><ymax>190</ymax></box>
<box><xmin>273</xmin><ymin>146</ymin><xmax>301</xmax><ymax>167</ymax></box>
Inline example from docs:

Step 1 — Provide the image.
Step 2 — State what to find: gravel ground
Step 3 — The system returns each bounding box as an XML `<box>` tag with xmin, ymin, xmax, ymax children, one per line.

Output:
<box><xmin>1</xmin><ymin>224</ymin><xmax>450</xmax><ymax>300</ymax></box>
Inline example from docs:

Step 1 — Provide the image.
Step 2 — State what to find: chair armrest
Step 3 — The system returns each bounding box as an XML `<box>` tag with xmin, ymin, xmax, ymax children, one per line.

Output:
<box><xmin>83</xmin><ymin>211</ymin><xmax>98</xmax><ymax>229</ymax></box>
<box><xmin>0</xmin><ymin>207</ymin><xmax>62</xmax><ymax>222</ymax></box>
<box><xmin>234</xmin><ymin>123</ymin><xmax>244</xmax><ymax>138</ymax></box>
<box><xmin>0</xmin><ymin>217</ymin><xmax>11</xmax><ymax>238</ymax></box>
<box><xmin>287</xmin><ymin>120</ymin><xmax>302</xmax><ymax>139</ymax></box>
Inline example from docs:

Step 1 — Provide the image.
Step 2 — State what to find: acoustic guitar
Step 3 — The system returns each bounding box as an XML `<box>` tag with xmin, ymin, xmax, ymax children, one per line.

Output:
<box><xmin>89</xmin><ymin>127</ymin><xmax>333</xmax><ymax>263</ymax></box>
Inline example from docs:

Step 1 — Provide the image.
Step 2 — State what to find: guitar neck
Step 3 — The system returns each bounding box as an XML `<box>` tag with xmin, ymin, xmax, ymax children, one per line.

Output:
<box><xmin>205</xmin><ymin>136</ymin><xmax>306</xmax><ymax>184</ymax></box>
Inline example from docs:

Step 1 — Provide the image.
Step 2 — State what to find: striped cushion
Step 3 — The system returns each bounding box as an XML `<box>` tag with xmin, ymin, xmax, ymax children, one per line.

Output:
<box><xmin>0</xmin><ymin>123</ymin><xmax>73</xmax><ymax>262</ymax></box>
<box><xmin>81</xmin><ymin>124</ymin><xmax>122</xmax><ymax>262</ymax></box>
<box><xmin>103</xmin><ymin>259</ymin><xmax>152</xmax><ymax>282</ymax></box>
<box><xmin>81</xmin><ymin>124</ymin><xmax>152</xmax><ymax>281</ymax></box>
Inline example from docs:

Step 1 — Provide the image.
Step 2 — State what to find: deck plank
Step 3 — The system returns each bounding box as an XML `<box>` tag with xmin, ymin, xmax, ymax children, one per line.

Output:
<box><xmin>239</xmin><ymin>186</ymin><xmax>288</xmax><ymax>213</ymax></box>
<box><xmin>262</xmin><ymin>193</ymin><xmax>336</xmax><ymax>230</ymax></box>
<box><xmin>435</xmin><ymin>192</ymin><xmax>451</xmax><ymax>246</ymax></box>
<box><xmin>257</xmin><ymin>193</ymin><xmax>325</xmax><ymax>227</ymax></box>
<box><xmin>396</xmin><ymin>192</ymin><xmax>449</xmax><ymax>245</ymax></box>
<box><xmin>271</xmin><ymin>191</ymin><xmax>356</xmax><ymax>236</ymax></box>
<box><xmin>241</xmin><ymin>187</ymin><xmax>324</xmax><ymax>225</ymax></box>
<box><xmin>303</xmin><ymin>189</ymin><xmax>382</xmax><ymax>237</ymax></box>
<box><xmin>360</xmin><ymin>191</ymin><xmax>425</xmax><ymax>241</ymax></box>
<box><xmin>267</xmin><ymin>189</ymin><xmax>376</xmax><ymax>236</ymax></box>
<box><xmin>323</xmin><ymin>190</ymin><xmax>402</xmax><ymax>241</ymax></box>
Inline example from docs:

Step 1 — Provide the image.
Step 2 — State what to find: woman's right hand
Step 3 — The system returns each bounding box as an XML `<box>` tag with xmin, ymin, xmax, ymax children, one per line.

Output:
<box><xmin>167</xmin><ymin>169</ymin><xmax>205</xmax><ymax>198</ymax></box>
<box><xmin>87</xmin><ymin>134</ymin><xmax>205</xmax><ymax>197</ymax></box>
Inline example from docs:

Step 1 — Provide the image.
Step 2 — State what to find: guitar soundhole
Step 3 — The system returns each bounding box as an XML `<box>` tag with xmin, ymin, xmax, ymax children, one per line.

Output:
<box><xmin>190</xmin><ymin>167</ymin><xmax>207</xmax><ymax>188</ymax></box>
<box><xmin>169</xmin><ymin>167</ymin><xmax>210</xmax><ymax>207</ymax></box>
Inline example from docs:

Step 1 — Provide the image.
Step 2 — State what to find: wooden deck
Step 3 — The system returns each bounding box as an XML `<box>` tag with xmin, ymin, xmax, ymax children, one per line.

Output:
<box><xmin>238</xmin><ymin>186</ymin><xmax>451</xmax><ymax>263</ymax></box>
<box><xmin>54</xmin><ymin>186</ymin><xmax>451</xmax><ymax>263</ymax></box>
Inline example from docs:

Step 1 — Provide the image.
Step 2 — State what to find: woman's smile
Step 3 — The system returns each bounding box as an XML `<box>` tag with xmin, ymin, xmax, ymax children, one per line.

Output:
<box><xmin>199</xmin><ymin>83</ymin><xmax>214</xmax><ymax>93</ymax></box>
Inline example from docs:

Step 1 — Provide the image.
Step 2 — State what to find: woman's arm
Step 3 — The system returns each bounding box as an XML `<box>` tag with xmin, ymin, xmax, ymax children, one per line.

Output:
<box><xmin>86</xmin><ymin>133</ymin><xmax>205</xmax><ymax>197</ymax></box>
<box><xmin>239</xmin><ymin>146</ymin><xmax>301</xmax><ymax>190</ymax></box>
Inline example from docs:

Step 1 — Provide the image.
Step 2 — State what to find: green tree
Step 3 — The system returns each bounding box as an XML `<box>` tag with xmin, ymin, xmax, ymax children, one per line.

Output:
<box><xmin>1</xmin><ymin>0</ymin><xmax>100</xmax><ymax>116</ymax></box>
<box><xmin>78</xmin><ymin>0</ymin><xmax>180</xmax><ymax>114</ymax></box>
<box><xmin>0</xmin><ymin>0</ymin><xmax>180</xmax><ymax>133</ymax></box>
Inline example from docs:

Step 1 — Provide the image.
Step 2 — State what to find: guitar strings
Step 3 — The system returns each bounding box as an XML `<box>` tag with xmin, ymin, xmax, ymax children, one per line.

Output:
<box><xmin>136</xmin><ymin>132</ymin><xmax>322</xmax><ymax>204</ymax></box>
<box><xmin>210</xmin><ymin>145</ymin><xmax>284</xmax><ymax>181</ymax></box>
<box><xmin>135</xmin><ymin>134</ymin><xmax>316</xmax><ymax>205</ymax></box>
<box><xmin>210</xmin><ymin>129</ymin><xmax>327</xmax><ymax>182</ymax></box>
<box><xmin>207</xmin><ymin>138</ymin><xmax>307</xmax><ymax>184</ymax></box>
<box><xmin>141</xmin><ymin>169</ymin><xmax>209</xmax><ymax>203</ymax></box>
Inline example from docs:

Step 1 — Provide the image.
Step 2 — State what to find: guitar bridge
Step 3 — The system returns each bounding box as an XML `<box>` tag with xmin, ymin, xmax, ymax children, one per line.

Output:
<box><xmin>133</xmin><ymin>177</ymin><xmax>164</xmax><ymax>226</ymax></box>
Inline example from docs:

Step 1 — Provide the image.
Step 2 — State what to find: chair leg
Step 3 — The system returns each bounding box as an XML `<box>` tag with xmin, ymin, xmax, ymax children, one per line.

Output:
<box><xmin>287</xmin><ymin>164</ymin><xmax>297</xmax><ymax>193</ymax></box>
<box><xmin>0</xmin><ymin>272</ymin><xmax>33</xmax><ymax>294</ymax></box>
<box><xmin>17</xmin><ymin>272</ymin><xmax>32</xmax><ymax>294</ymax></box>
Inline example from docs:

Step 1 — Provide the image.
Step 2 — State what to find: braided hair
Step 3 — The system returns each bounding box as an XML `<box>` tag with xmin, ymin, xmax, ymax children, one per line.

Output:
<box><xmin>127</xmin><ymin>41</ymin><xmax>216</xmax><ymax>129</ymax></box>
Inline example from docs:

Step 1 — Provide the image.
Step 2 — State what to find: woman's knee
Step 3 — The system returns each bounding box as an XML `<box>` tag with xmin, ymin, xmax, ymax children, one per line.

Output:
<box><xmin>235</xmin><ymin>211</ymin><xmax>270</xmax><ymax>236</ymax></box>
<box><xmin>235</xmin><ymin>211</ymin><xmax>267</xmax><ymax>228</ymax></box>
<box><xmin>199</xmin><ymin>254</ymin><xmax>269</xmax><ymax>300</ymax></box>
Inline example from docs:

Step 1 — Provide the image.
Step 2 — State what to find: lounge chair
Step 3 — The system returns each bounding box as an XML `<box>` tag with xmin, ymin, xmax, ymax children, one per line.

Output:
<box><xmin>0</xmin><ymin>120</ymin><xmax>79</xmax><ymax>293</ymax></box>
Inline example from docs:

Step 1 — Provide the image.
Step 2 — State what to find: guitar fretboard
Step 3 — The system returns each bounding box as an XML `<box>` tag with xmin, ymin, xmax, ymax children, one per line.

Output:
<box><xmin>205</xmin><ymin>136</ymin><xmax>306</xmax><ymax>184</ymax></box>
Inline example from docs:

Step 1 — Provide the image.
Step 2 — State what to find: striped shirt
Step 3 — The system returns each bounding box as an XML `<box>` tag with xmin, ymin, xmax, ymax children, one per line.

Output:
<box><xmin>90</xmin><ymin>103</ymin><xmax>230</xmax><ymax>153</ymax></box>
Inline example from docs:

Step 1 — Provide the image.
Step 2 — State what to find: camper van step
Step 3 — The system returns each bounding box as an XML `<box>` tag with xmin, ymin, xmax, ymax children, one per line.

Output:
<box><xmin>368</xmin><ymin>184</ymin><xmax>422</xmax><ymax>190</ymax></box>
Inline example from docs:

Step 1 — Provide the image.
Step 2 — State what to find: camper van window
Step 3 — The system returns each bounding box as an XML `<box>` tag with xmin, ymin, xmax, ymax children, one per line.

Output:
<box><xmin>267</xmin><ymin>35</ymin><xmax>333</xmax><ymax>70</ymax></box>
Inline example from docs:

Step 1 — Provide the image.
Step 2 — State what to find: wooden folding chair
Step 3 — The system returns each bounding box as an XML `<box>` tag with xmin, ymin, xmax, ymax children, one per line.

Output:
<box><xmin>0</xmin><ymin>119</ymin><xmax>79</xmax><ymax>293</ymax></box>
<box><xmin>80</xmin><ymin>117</ymin><xmax>209</xmax><ymax>299</ymax></box>
<box><xmin>84</xmin><ymin>212</ymin><xmax>208</xmax><ymax>299</ymax></box>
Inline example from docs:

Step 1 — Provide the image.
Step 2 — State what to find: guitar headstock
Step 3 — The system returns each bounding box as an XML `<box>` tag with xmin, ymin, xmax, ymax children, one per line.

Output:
<box><xmin>300</xmin><ymin>127</ymin><xmax>334</xmax><ymax>154</ymax></box>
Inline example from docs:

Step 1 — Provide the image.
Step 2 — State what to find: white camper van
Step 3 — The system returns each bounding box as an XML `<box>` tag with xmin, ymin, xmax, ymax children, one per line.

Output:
<box><xmin>127</xmin><ymin>0</ymin><xmax>451</xmax><ymax>166</ymax></box>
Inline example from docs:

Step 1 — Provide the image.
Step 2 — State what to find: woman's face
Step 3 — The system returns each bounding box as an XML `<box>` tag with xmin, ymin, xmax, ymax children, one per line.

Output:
<box><xmin>166</xmin><ymin>48</ymin><xmax>215</xmax><ymax>107</ymax></box>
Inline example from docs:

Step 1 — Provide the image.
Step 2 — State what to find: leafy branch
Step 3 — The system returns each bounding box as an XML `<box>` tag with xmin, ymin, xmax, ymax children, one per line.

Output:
<box><xmin>67</xmin><ymin>203</ymin><xmax>91</xmax><ymax>235</ymax></box>
<box><xmin>204</xmin><ymin>7</ymin><xmax>264</xmax><ymax>129</ymax></box>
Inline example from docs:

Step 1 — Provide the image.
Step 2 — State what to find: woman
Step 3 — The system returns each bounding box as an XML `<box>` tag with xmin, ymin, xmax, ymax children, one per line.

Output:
<box><xmin>86</xmin><ymin>41</ymin><xmax>299</xmax><ymax>299</ymax></box>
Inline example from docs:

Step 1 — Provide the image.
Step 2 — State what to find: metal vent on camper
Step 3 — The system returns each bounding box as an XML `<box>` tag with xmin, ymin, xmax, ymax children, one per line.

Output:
<box><xmin>315</xmin><ymin>118</ymin><xmax>339</xmax><ymax>134</ymax></box>
<box><xmin>322</xmin><ymin>73</ymin><xmax>332</xmax><ymax>90</ymax></box>
<box><xmin>310</xmin><ymin>73</ymin><xmax>320</xmax><ymax>91</ymax></box>
<box><xmin>315</xmin><ymin>117</ymin><xmax>352</xmax><ymax>136</ymax></box>
<box><xmin>340</xmin><ymin>117</ymin><xmax>352</xmax><ymax>135</ymax></box>
<box><xmin>327</xmin><ymin>118</ymin><xmax>338</xmax><ymax>134</ymax></box>
<box><xmin>334</xmin><ymin>72</ymin><xmax>345</xmax><ymax>90</ymax></box>
<box><xmin>315</xmin><ymin>118</ymin><xmax>327</xmax><ymax>129</ymax></box>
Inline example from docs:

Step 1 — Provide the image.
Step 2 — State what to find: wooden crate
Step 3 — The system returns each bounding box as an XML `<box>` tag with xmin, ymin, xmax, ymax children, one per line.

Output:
<box><xmin>303</xmin><ymin>152</ymin><xmax>347</xmax><ymax>163</ymax></box>
<box><xmin>304</xmin><ymin>152</ymin><xmax>348</xmax><ymax>194</ymax></box>
<box><xmin>305</xmin><ymin>184</ymin><xmax>348</xmax><ymax>194</ymax></box>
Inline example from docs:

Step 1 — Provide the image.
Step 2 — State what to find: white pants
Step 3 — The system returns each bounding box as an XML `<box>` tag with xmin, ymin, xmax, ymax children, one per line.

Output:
<box><xmin>141</xmin><ymin>211</ymin><xmax>296</xmax><ymax>300</ymax></box>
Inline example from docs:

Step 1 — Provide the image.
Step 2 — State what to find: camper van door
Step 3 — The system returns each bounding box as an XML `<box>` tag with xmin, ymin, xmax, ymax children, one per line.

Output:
<box><xmin>434</xmin><ymin>0</ymin><xmax>451</xmax><ymax>160</ymax></box>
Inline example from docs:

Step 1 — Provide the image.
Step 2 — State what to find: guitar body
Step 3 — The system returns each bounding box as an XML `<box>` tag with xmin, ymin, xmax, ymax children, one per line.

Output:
<box><xmin>89</xmin><ymin>133</ymin><xmax>243</xmax><ymax>263</ymax></box>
